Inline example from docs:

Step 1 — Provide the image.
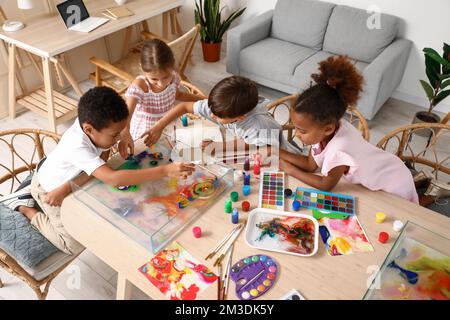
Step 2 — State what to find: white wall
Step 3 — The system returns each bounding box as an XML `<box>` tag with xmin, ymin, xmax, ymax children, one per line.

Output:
<box><xmin>179</xmin><ymin>0</ymin><xmax>450</xmax><ymax>114</ymax></box>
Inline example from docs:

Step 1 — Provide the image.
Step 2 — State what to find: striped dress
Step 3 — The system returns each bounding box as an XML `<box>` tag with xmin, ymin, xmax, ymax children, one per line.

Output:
<box><xmin>125</xmin><ymin>72</ymin><xmax>180</xmax><ymax>140</ymax></box>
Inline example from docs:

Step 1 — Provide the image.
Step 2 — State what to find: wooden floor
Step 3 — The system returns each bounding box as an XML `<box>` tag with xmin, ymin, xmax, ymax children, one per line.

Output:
<box><xmin>0</xmin><ymin>41</ymin><xmax>447</xmax><ymax>300</ymax></box>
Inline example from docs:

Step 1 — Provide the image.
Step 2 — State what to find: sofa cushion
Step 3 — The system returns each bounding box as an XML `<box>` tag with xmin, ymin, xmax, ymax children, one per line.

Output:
<box><xmin>323</xmin><ymin>5</ymin><xmax>398</xmax><ymax>63</ymax></box>
<box><xmin>240</xmin><ymin>37</ymin><xmax>317</xmax><ymax>86</ymax></box>
<box><xmin>293</xmin><ymin>51</ymin><xmax>368</xmax><ymax>90</ymax></box>
<box><xmin>271</xmin><ymin>0</ymin><xmax>335</xmax><ymax>50</ymax></box>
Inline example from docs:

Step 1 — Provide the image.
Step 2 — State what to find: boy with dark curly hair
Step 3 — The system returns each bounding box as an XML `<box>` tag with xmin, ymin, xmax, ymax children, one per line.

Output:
<box><xmin>9</xmin><ymin>87</ymin><xmax>194</xmax><ymax>255</ymax></box>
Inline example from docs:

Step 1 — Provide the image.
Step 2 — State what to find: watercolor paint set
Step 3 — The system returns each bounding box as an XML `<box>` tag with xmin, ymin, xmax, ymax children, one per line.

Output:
<box><xmin>259</xmin><ymin>171</ymin><xmax>285</xmax><ymax>210</ymax></box>
<box><xmin>295</xmin><ymin>187</ymin><xmax>356</xmax><ymax>216</ymax></box>
<box><xmin>230</xmin><ymin>254</ymin><xmax>278</xmax><ymax>300</ymax></box>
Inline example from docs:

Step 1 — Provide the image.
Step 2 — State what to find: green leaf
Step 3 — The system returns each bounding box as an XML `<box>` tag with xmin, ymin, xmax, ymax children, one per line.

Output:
<box><xmin>443</xmin><ymin>42</ymin><xmax>450</xmax><ymax>74</ymax></box>
<box><xmin>424</xmin><ymin>48</ymin><xmax>450</xmax><ymax>67</ymax></box>
<box><xmin>420</xmin><ymin>80</ymin><xmax>434</xmax><ymax>101</ymax></box>
<box><xmin>217</xmin><ymin>7</ymin><xmax>246</xmax><ymax>40</ymax></box>
<box><xmin>442</xmin><ymin>79</ymin><xmax>450</xmax><ymax>89</ymax></box>
<box><xmin>194</xmin><ymin>0</ymin><xmax>246</xmax><ymax>43</ymax></box>
<box><xmin>425</xmin><ymin>55</ymin><xmax>440</xmax><ymax>87</ymax></box>
<box><xmin>433</xmin><ymin>89</ymin><xmax>450</xmax><ymax>106</ymax></box>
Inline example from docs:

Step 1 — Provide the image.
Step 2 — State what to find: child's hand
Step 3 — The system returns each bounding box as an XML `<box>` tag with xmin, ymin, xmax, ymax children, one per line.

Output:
<box><xmin>45</xmin><ymin>183</ymin><xmax>71</xmax><ymax>207</ymax></box>
<box><xmin>118</xmin><ymin>132</ymin><xmax>134</xmax><ymax>159</ymax></box>
<box><xmin>164</xmin><ymin>162</ymin><xmax>196</xmax><ymax>179</ymax></box>
<box><xmin>279</xmin><ymin>159</ymin><xmax>299</xmax><ymax>176</ymax></box>
<box><xmin>200</xmin><ymin>139</ymin><xmax>214</xmax><ymax>150</ymax></box>
<box><xmin>142</xmin><ymin>125</ymin><xmax>163</xmax><ymax>147</ymax></box>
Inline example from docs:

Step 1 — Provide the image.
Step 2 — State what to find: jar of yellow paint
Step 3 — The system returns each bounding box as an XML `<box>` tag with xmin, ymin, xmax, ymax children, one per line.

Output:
<box><xmin>375</xmin><ymin>212</ymin><xmax>386</xmax><ymax>223</ymax></box>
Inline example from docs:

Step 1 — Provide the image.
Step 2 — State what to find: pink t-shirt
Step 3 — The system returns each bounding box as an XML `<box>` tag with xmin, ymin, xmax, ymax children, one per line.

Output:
<box><xmin>311</xmin><ymin>119</ymin><xmax>419</xmax><ymax>203</ymax></box>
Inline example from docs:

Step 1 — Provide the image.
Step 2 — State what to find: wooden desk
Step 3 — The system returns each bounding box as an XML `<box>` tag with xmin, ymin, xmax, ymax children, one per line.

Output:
<box><xmin>0</xmin><ymin>0</ymin><xmax>184</xmax><ymax>132</ymax></box>
<box><xmin>61</xmin><ymin>147</ymin><xmax>450</xmax><ymax>300</ymax></box>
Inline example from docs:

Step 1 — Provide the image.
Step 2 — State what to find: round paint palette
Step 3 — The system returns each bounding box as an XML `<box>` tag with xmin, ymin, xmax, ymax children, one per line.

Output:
<box><xmin>230</xmin><ymin>254</ymin><xmax>278</xmax><ymax>300</ymax></box>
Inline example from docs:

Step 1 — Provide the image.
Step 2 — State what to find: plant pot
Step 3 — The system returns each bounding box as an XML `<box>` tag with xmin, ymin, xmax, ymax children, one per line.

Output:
<box><xmin>201</xmin><ymin>41</ymin><xmax>222</xmax><ymax>62</ymax></box>
<box><xmin>411</xmin><ymin>111</ymin><xmax>441</xmax><ymax>137</ymax></box>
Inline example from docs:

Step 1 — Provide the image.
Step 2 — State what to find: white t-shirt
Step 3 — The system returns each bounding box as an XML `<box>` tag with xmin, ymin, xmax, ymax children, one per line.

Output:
<box><xmin>37</xmin><ymin>119</ymin><xmax>108</xmax><ymax>192</ymax></box>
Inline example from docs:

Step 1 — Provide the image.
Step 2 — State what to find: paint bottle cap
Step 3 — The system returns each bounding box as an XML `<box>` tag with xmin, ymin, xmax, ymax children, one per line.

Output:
<box><xmin>393</xmin><ymin>220</ymin><xmax>404</xmax><ymax>232</ymax></box>
<box><xmin>231</xmin><ymin>191</ymin><xmax>239</xmax><ymax>202</ymax></box>
<box><xmin>242</xmin><ymin>185</ymin><xmax>250</xmax><ymax>196</ymax></box>
<box><xmin>242</xmin><ymin>201</ymin><xmax>250</xmax><ymax>212</ymax></box>
<box><xmin>192</xmin><ymin>226</ymin><xmax>202</xmax><ymax>238</ymax></box>
<box><xmin>375</xmin><ymin>212</ymin><xmax>386</xmax><ymax>223</ymax></box>
<box><xmin>378</xmin><ymin>232</ymin><xmax>389</xmax><ymax>243</ymax></box>
<box><xmin>284</xmin><ymin>188</ymin><xmax>293</xmax><ymax>198</ymax></box>
<box><xmin>292</xmin><ymin>200</ymin><xmax>301</xmax><ymax>211</ymax></box>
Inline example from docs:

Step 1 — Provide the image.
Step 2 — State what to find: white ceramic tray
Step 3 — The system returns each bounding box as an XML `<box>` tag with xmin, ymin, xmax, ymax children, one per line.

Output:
<box><xmin>245</xmin><ymin>208</ymin><xmax>319</xmax><ymax>257</ymax></box>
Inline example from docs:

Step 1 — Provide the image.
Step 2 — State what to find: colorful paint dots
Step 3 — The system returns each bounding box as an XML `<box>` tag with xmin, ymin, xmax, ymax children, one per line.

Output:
<box><xmin>250</xmin><ymin>289</ymin><xmax>259</xmax><ymax>297</ymax></box>
<box><xmin>241</xmin><ymin>292</ymin><xmax>250</xmax><ymax>299</ymax></box>
<box><xmin>295</xmin><ymin>187</ymin><xmax>356</xmax><ymax>216</ymax></box>
<box><xmin>259</xmin><ymin>171</ymin><xmax>285</xmax><ymax>210</ymax></box>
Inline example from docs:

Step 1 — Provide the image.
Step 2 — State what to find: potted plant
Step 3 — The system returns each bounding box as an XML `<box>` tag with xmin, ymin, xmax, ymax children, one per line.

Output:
<box><xmin>194</xmin><ymin>0</ymin><xmax>246</xmax><ymax>62</ymax></box>
<box><xmin>415</xmin><ymin>42</ymin><xmax>450</xmax><ymax>125</ymax></box>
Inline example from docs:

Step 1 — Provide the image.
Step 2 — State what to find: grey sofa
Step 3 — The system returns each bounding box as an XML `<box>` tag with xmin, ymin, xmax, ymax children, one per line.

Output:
<box><xmin>226</xmin><ymin>0</ymin><xmax>412</xmax><ymax>120</ymax></box>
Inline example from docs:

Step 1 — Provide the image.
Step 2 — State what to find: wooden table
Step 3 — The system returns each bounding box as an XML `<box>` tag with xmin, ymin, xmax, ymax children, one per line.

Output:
<box><xmin>0</xmin><ymin>0</ymin><xmax>184</xmax><ymax>132</ymax></box>
<box><xmin>61</xmin><ymin>144</ymin><xmax>450</xmax><ymax>300</ymax></box>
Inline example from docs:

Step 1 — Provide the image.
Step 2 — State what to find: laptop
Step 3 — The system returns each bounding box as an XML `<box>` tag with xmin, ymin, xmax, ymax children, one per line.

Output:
<box><xmin>56</xmin><ymin>0</ymin><xmax>109</xmax><ymax>33</ymax></box>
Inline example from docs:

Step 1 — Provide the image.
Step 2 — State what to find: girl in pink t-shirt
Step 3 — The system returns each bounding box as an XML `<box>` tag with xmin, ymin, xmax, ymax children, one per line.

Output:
<box><xmin>279</xmin><ymin>56</ymin><xmax>418</xmax><ymax>203</ymax></box>
<box><xmin>119</xmin><ymin>39</ymin><xmax>205</xmax><ymax>158</ymax></box>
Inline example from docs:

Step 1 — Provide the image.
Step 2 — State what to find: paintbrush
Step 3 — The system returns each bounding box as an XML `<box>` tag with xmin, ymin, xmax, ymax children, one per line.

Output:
<box><xmin>217</xmin><ymin>263</ymin><xmax>222</xmax><ymax>300</ymax></box>
<box><xmin>173</xmin><ymin>124</ymin><xmax>177</xmax><ymax>146</ymax></box>
<box><xmin>213</xmin><ymin>223</ymin><xmax>244</xmax><ymax>267</ymax></box>
<box><xmin>239</xmin><ymin>269</ymin><xmax>265</xmax><ymax>292</ymax></box>
<box><xmin>205</xmin><ymin>224</ymin><xmax>242</xmax><ymax>260</ymax></box>
<box><xmin>221</xmin><ymin>244</ymin><xmax>233</xmax><ymax>300</ymax></box>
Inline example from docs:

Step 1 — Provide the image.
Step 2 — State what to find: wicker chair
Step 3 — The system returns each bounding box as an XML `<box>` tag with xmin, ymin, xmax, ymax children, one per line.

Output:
<box><xmin>89</xmin><ymin>24</ymin><xmax>200</xmax><ymax>94</ymax></box>
<box><xmin>0</xmin><ymin>129</ymin><xmax>80</xmax><ymax>300</ymax></box>
<box><xmin>266</xmin><ymin>94</ymin><xmax>370</xmax><ymax>143</ymax></box>
<box><xmin>376</xmin><ymin>123</ymin><xmax>450</xmax><ymax>207</ymax></box>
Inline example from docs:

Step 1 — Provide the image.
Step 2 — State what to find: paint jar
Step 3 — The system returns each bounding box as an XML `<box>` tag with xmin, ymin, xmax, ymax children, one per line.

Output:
<box><xmin>180</xmin><ymin>115</ymin><xmax>188</xmax><ymax>127</ymax></box>
<box><xmin>393</xmin><ymin>220</ymin><xmax>404</xmax><ymax>232</ymax></box>
<box><xmin>243</xmin><ymin>185</ymin><xmax>250</xmax><ymax>196</ymax></box>
<box><xmin>243</xmin><ymin>173</ymin><xmax>251</xmax><ymax>186</ymax></box>
<box><xmin>244</xmin><ymin>157</ymin><xmax>250</xmax><ymax>171</ymax></box>
<box><xmin>375</xmin><ymin>212</ymin><xmax>386</xmax><ymax>223</ymax></box>
<box><xmin>232</xmin><ymin>208</ymin><xmax>239</xmax><ymax>224</ymax></box>
<box><xmin>292</xmin><ymin>200</ymin><xmax>301</xmax><ymax>211</ymax></box>
<box><xmin>225</xmin><ymin>198</ymin><xmax>232</xmax><ymax>213</ymax></box>
<box><xmin>242</xmin><ymin>201</ymin><xmax>250</xmax><ymax>212</ymax></box>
